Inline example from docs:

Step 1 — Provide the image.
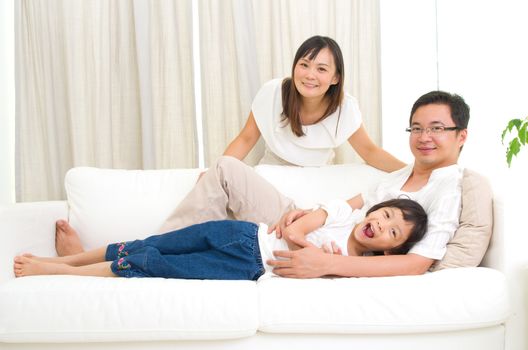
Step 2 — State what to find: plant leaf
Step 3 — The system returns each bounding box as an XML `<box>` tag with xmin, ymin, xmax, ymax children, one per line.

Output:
<box><xmin>519</xmin><ymin>121</ymin><xmax>527</xmax><ymax>144</ymax></box>
<box><xmin>502</xmin><ymin>118</ymin><xmax>522</xmax><ymax>142</ymax></box>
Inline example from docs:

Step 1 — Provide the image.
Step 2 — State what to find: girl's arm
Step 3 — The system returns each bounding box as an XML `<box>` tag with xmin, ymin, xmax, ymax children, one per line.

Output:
<box><xmin>223</xmin><ymin>112</ymin><xmax>261</xmax><ymax>161</ymax></box>
<box><xmin>348</xmin><ymin>123</ymin><xmax>406</xmax><ymax>172</ymax></box>
<box><xmin>281</xmin><ymin>209</ymin><xmax>328</xmax><ymax>251</ymax></box>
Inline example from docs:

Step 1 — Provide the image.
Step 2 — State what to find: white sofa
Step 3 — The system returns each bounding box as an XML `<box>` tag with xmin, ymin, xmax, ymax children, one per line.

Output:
<box><xmin>0</xmin><ymin>164</ymin><xmax>511</xmax><ymax>350</ymax></box>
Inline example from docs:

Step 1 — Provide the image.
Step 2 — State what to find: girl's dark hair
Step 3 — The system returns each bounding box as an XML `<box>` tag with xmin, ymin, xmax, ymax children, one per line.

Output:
<box><xmin>281</xmin><ymin>35</ymin><xmax>345</xmax><ymax>137</ymax></box>
<box><xmin>366</xmin><ymin>198</ymin><xmax>428</xmax><ymax>255</ymax></box>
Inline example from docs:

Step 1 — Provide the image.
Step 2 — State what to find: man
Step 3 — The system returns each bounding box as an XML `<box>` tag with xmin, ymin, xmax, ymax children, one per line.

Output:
<box><xmin>56</xmin><ymin>90</ymin><xmax>469</xmax><ymax>278</ymax></box>
<box><xmin>268</xmin><ymin>90</ymin><xmax>468</xmax><ymax>277</ymax></box>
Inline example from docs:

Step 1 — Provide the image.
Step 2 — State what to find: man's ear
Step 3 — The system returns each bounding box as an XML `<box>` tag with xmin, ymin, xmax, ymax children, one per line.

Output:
<box><xmin>458</xmin><ymin>129</ymin><xmax>468</xmax><ymax>147</ymax></box>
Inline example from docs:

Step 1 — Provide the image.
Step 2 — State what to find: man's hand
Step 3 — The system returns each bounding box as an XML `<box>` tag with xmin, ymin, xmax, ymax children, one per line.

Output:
<box><xmin>267</xmin><ymin>209</ymin><xmax>311</xmax><ymax>238</ymax></box>
<box><xmin>266</xmin><ymin>235</ymin><xmax>333</xmax><ymax>278</ymax></box>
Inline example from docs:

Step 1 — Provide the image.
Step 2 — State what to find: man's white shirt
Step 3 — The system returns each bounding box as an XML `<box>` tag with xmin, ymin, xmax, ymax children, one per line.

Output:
<box><xmin>361</xmin><ymin>163</ymin><xmax>463</xmax><ymax>260</ymax></box>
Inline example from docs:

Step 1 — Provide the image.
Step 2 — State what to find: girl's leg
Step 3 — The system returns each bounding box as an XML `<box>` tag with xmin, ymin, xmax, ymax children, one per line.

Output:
<box><xmin>26</xmin><ymin>247</ymin><xmax>108</xmax><ymax>266</ymax></box>
<box><xmin>14</xmin><ymin>256</ymin><xmax>115</xmax><ymax>278</ymax></box>
<box><xmin>111</xmin><ymin>221</ymin><xmax>264</xmax><ymax>280</ymax></box>
<box><xmin>111</xmin><ymin>220</ymin><xmax>258</xmax><ymax>258</ymax></box>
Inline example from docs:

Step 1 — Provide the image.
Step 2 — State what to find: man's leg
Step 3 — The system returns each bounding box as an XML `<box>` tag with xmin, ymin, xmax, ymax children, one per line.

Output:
<box><xmin>156</xmin><ymin>156</ymin><xmax>295</xmax><ymax>233</ymax></box>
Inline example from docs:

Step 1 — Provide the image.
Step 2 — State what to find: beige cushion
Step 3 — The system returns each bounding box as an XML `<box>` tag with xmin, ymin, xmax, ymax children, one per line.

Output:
<box><xmin>431</xmin><ymin>169</ymin><xmax>493</xmax><ymax>271</ymax></box>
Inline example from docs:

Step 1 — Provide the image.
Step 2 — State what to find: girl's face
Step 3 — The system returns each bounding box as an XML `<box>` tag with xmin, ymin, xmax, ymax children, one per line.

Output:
<box><xmin>293</xmin><ymin>47</ymin><xmax>339</xmax><ymax>100</ymax></box>
<box><xmin>353</xmin><ymin>207</ymin><xmax>414</xmax><ymax>252</ymax></box>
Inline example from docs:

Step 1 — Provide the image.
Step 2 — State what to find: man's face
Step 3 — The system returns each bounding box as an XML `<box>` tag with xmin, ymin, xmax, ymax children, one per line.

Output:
<box><xmin>409</xmin><ymin>103</ymin><xmax>467</xmax><ymax>170</ymax></box>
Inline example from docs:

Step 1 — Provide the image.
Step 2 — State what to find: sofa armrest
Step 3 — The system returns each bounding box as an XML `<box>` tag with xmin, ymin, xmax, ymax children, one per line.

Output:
<box><xmin>0</xmin><ymin>201</ymin><xmax>68</xmax><ymax>282</ymax></box>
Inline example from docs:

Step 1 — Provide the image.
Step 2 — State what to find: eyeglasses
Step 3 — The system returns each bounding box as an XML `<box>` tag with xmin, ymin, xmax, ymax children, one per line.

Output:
<box><xmin>405</xmin><ymin>126</ymin><xmax>459</xmax><ymax>135</ymax></box>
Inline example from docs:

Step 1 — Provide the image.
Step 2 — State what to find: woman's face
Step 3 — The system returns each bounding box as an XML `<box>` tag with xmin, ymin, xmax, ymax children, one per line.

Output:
<box><xmin>293</xmin><ymin>47</ymin><xmax>339</xmax><ymax>101</ymax></box>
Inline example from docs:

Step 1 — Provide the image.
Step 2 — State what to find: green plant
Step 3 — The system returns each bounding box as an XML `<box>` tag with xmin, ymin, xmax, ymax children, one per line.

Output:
<box><xmin>501</xmin><ymin>117</ymin><xmax>528</xmax><ymax>167</ymax></box>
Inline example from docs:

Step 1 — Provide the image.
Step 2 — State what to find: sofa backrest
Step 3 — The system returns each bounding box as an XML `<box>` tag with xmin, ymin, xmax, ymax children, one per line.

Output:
<box><xmin>65</xmin><ymin>164</ymin><xmax>386</xmax><ymax>250</ymax></box>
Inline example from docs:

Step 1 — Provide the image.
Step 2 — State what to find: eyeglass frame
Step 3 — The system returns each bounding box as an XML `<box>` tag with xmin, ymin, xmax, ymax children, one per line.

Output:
<box><xmin>405</xmin><ymin>125</ymin><xmax>460</xmax><ymax>135</ymax></box>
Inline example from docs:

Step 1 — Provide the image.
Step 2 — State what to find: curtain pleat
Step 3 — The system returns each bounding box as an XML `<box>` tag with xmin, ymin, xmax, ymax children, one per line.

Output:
<box><xmin>16</xmin><ymin>0</ymin><xmax>196</xmax><ymax>201</ymax></box>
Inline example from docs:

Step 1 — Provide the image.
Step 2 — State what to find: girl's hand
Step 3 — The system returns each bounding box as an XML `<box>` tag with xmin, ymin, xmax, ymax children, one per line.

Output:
<box><xmin>268</xmin><ymin>209</ymin><xmax>312</xmax><ymax>238</ymax></box>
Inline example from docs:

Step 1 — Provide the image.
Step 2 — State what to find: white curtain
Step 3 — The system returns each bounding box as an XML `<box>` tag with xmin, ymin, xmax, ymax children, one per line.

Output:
<box><xmin>199</xmin><ymin>0</ymin><xmax>382</xmax><ymax>165</ymax></box>
<box><xmin>198</xmin><ymin>0</ymin><xmax>264</xmax><ymax>166</ymax></box>
<box><xmin>142</xmin><ymin>0</ymin><xmax>197</xmax><ymax>169</ymax></box>
<box><xmin>16</xmin><ymin>0</ymin><xmax>196</xmax><ymax>201</ymax></box>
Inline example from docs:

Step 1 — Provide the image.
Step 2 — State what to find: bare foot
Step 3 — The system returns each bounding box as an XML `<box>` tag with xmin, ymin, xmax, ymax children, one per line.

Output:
<box><xmin>13</xmin><ymin>256</ymin><xmax>70</xmax><ymax>277</ymax></box>
<box><xmin>55</xmin><ymin>220</ymin><xmax>84</xmax><ymax>257</ymax></box>
<box><xmin>21</xmin><ymin>253</ymin><xmax>66</xmax><ymax>264</ymax></box>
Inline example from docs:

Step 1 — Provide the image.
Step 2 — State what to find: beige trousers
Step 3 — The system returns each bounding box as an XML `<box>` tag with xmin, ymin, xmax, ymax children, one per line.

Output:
<box><xmin>157</xmin><ymin>156</ymin><xmax>296</xmax><ymax>234</ymax></box>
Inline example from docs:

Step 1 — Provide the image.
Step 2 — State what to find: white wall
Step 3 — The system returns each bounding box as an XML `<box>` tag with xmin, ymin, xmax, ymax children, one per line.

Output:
<box><xmin>380</xmin><ymin>1</ymin><xmax>528</xmax><ymax>350</ymax></box>
<box><xmin>379</xmin><ymin>0</ymin><xmax>438</xmax><ymax>163</ymax></box>
<box><xmin>0</xmin><ymin>0</ymin><xmax>15</xmax><ymax>205</ymax></box>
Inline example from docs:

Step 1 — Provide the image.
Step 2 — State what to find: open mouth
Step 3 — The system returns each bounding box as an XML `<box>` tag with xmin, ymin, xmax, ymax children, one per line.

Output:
<box><xmin>362</xmin><ymin>223</ymin><xmax>374</xmax><ymax>238</ymax></box>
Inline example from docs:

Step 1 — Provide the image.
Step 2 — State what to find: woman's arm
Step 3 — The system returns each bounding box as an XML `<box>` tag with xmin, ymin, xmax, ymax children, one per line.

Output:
<box><xmin>281</xmin><ymin>209</ymin><xmax>328</xmax><ymax>251</ymax></box>
<box><xmin>348</xmin><ymin>124</ymin><xmax>406</xmax><ymax>172</ymax></box>
<box><xmin>223</xmin><ymin>112</ymin><xmax>261</xmax><ymax>161</ymax></box>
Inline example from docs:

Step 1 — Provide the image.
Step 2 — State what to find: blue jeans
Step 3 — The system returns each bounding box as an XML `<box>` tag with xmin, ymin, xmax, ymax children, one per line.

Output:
<box><xmin>105</xmin><ymin>220</ymin><xmax>265</xmax><ymax>280</ymax></box>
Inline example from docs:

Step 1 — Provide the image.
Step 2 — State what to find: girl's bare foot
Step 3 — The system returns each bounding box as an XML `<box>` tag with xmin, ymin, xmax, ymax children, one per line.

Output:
<box><xmin>21</xmin><ymin>253</ymin><xmax>68</xmax><ymax>264</ymax></box>
<box><xmin>55</xmin><ymin>220</ymin><xmax>84</xmax><ymax>256</ymax></box>
<box><xmin>13</xmin><ymin>256</ymin><xmax>70</xmax><ymax>277</ymax></box>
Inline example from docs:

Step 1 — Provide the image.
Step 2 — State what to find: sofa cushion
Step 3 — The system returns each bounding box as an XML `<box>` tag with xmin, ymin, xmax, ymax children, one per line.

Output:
<box><xmin>254</xmin><ymin>163</ymin><xmax>386</xmax><ymax>209</ymax></box>
<box><xmin>65</xmin><ymin>167</ymin><xmax>202</xmax><ymax>250</ymax></box>
<box><xmin>432</xmin><ymin>169</ymin><xmax>493</xmax><ymax>271</ymax></box>
<box><xmin>0</xmin><ymin>276</ymin><xmax>258</xmax><ymax>342</ymax></box>
<box><xmin>257</xmin><ymin>267</ymin><xmax>509</xmax><ymax>334</ymax></box>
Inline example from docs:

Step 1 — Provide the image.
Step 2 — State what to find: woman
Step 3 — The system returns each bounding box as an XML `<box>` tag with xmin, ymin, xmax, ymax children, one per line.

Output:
<box><xmin>223</xmin><ymin>35</ymin><xmax>404</xmax><ymax>170</ymax></box>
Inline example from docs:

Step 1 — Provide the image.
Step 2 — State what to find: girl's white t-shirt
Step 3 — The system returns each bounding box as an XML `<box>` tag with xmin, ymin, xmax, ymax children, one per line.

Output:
<box><xmin>252</xmin><ymin>78</ymin><xmax>363</xmax><ymax>166</ymax></box>
<box><xmin>257</xmin><ymin>199</ymin><xmax>365</xmax><ymax>274</ymax></box>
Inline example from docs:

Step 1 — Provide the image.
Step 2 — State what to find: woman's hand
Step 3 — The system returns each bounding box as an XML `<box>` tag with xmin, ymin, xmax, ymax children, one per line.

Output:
<box><xmin>268</xmin><ymin>209</ymin><xmax>312</xmax><ymax>238</ymax></box>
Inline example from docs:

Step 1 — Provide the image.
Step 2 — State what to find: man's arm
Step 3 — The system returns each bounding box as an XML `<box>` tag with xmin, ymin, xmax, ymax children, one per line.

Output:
<box><xmin>268</xmin><ymin>236</ymin><xmax>434</xmax><ymax>278</ymax></box>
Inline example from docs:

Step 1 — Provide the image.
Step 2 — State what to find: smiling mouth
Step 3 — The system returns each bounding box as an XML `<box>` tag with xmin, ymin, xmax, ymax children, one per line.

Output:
<box><xmin>302</xmin><ymin>82</ymin><xmax>318</xmax><ymax>88</ymax></box>
<box><xmin>417</xmin><ymin>147</ymin><xmax>436</xmax><ymax>152</ymax></box>
<box><xmin>362</xmin><ymin>223</ymin><xmax>374</xmax><ymax>238</ymax></box>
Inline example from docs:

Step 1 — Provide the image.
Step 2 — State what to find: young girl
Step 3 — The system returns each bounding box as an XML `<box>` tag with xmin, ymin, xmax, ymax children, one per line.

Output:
<box><xmin>14</xmin><ymin>199</ymin><xmax>427</xmax><ymax>280</ymax></box>
<box><xmin>223</xmin><ymin>35</ymin><xmax>404</xmax><ymax>171</ymax></box>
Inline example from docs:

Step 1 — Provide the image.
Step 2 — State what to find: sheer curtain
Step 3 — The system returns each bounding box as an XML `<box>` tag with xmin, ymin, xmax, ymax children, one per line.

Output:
<box><xmin>198</xmin><ymin>0</ymin><xmax>263</xmax><ymax>165</ymax></box>
<box><xmin>16</xmin><ymin>0</ymin><xmax>196</xmax><ymax>201</ymax></box>
<box><xmin>199</xmin><ymin>0</ymin><xmax>382</xmax><ymax>165</ymax></box>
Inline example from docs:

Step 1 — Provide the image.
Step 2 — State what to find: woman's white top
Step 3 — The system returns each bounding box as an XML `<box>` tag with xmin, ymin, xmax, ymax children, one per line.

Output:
<box><xmin>252</xmin><ymin>78</ymin><xmax>363</xmax><ymax>166</ymax></box>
